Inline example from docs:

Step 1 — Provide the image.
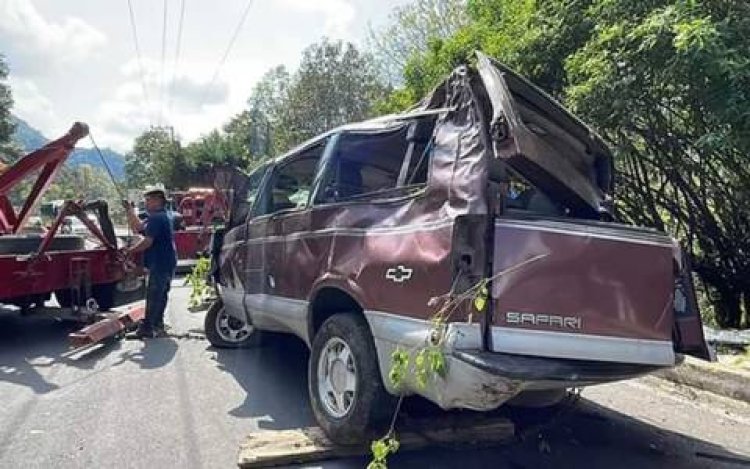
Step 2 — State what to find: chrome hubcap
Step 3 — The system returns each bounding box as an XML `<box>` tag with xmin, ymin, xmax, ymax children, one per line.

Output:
<box><xmin>216</xmin><ymin>307</ymin><xmax>253</xmax><ymax>342</ymax></box>
<box><xmin>317</xmin><ymin>337</ymin><xmax>357</xmax><ymax>418</ymax></box>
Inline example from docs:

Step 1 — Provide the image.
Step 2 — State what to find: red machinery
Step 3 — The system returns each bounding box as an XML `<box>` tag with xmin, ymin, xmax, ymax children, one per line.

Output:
<box><xmin>171</xmin><ymin>187</ymin><xmax>227</xmax><ymax>262</ymax></box>
<box><xmin>0</xmin><ymin>123</ymin><xmax>144</xmax><ymax>340</ymax></box>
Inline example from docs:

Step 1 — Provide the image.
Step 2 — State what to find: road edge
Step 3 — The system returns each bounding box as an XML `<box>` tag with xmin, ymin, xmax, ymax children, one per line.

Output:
<box><xmin>655</xmin><ymin>356</ymin><xmax>750</xmax><ymax>403</ymax></box>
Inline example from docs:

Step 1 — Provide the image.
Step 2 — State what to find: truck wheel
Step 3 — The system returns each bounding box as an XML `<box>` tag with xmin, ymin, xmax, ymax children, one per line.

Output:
<box><xmin>204</xmin><ymin>300</ymin><xmax>257</xmax><ymax>348</ymax></box>
<box><xmin>54</xmin><ymin>289</ymin><xmax>74</xmax><ymax>308</ymax></box>
<box><xmin>92</xmin><ymin>282</ymin><xmax>116</xmax><ymax>311</ymax></box>
<box><xmin>0</xmin><ymin>235</ymin><xmax>84</xmax><ymax>255</ymax></box>
<box><xmin>309</xmin><ymin>313</ymin><xmax>396</xmax><ymax>445</ymax></box>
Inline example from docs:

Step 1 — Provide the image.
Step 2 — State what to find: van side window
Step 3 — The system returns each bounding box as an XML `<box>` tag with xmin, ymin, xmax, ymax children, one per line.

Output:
<box><xmin>245</xmin><ymin>165</ymin><xmax>267</xmax><ymax>207</ymax></box>
<box><xmin>318</xmin><ymin>117</ymin><xmax>436</xmax><ymax>203</ymax></box>
<box><xmin>260</xmin><ymin>142</ymin><xmax>326</xmax><ymax>215</ymax></box>
<box><xmin>222</xmin><ymin>164</ymin><xmax>268</xmax><ymax>226</ymax></box>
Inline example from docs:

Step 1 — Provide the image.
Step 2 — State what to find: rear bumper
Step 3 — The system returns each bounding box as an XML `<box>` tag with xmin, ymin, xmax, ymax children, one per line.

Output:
<box><xmin>489</xmin><ymin>327</ymin><xmax>677</xmax><ymax>366</ymax></box>
<box><xmin>365</xmin><ymin>311</ymin><xmax>676</xmax><ymax>412</ymax></box>
<box><xmin>453</xmin><ymin>350</ymin><xmax>663</xmax><ymax>384</ymax></box>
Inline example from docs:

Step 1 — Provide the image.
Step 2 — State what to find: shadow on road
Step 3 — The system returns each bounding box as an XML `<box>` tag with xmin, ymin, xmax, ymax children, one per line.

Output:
<box><xmin>0</xmin><ymin>310</ymin><xmax>77</xmax><ymax>394</ymax></box>
<box><xmin>0</xmin><ymin>309</ymin><xmax>179</xmax><ymax>395</ymax></box>
<box><xmin>112</xmin><ymin>337</ymin><xmax>179</xmax><ymax>369</ymax></box>
<box><xmin>211</xmin><ymin>332</ymin><xmax>317</xmax><ymax>430</ymax></box>
<box><xmin>322</xmin><ymin>396</ymin><xmax>750</xmax><ymax>469</ymax></box>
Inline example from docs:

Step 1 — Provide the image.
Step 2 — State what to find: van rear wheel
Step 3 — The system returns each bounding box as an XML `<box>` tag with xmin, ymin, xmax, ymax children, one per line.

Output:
<box><xmin>309</xmin><ymin>313</ymin><xmax>396</xmax><ymax>445</ymax></box>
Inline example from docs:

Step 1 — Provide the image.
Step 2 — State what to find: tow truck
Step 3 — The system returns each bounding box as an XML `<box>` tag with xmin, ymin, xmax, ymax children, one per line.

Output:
<box><xmin>0</xmin><ymin>122</ymin><xmax>145</xmax><ymax>347</ymax></box>
<box><xmin>172</xmin><ymin>186</ymin><xmax>227</xmax><ymax>263</ymax></box>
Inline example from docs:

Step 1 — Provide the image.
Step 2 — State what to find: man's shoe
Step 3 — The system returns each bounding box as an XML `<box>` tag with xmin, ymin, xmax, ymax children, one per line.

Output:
<box><xmin>126</xmin><ymin>327</ymin><xmax>155</xmax><ymax>340</ymax></box>
<box><xmin>153</xmin><ymin>327</ymin><xmax>170</xmax><ymax>338</ymax></box>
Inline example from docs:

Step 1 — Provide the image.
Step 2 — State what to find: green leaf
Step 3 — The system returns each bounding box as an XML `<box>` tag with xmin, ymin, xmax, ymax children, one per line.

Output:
<box><xmin>430</xmin><ymin>349</ymin><xmax>447</xmax><ymax>378</ymax></box>
<box><xmin>473</xmin><ymin>282</ymin><xmax>488</xmax><ymax>312</ymax></box>
<box><xmin>371</xmin><ymin>440</ymin><xmax>388</xmax><ymax>460</ymax></box>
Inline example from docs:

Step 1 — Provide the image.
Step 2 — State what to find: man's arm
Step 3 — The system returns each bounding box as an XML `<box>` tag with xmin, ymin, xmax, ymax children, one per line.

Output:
<box><xmin>122</xmin><ymin>200</ymin><xmax>145</xmax><ymax>233</ymax></box>
<box><xmin>126</xmin><ymin>235</ymin><xmax>153</xmax><ymax>255</ymax></box>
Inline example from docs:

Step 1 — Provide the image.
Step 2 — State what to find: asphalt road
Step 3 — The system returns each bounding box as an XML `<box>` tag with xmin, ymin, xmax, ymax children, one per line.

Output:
<box><xmin>1</xmin><ymin>280</ymin><xmax>748</xmax><ymax>469</ymax></box>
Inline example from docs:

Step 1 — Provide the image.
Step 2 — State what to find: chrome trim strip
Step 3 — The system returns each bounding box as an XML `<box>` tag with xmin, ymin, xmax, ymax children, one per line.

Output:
<box><xmin>221</xmin><ymin>219</ymin><xmax>454</xmax><ymax>250</ymax></box>
<box><xmin>491</xmin><ymin>327</ymin><xmax>675</xmax><ymax>366</ymax></box>
<box><xmin>496</xmin><ymin>220</ymin><xmax>673</xmax><ymax>247</ymax></box>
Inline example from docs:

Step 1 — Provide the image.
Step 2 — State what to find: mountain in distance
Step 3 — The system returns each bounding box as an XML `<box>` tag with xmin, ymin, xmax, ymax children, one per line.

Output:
<box><xmin>11</xmin><ymin>116</ymin><xmax>126</xmax><ymax>180</ymax></box>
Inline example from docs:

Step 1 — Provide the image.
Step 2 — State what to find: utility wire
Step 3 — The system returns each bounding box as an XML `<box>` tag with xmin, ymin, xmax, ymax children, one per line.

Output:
<box><xmin>159</xmin><ymin>0</ymin><xmax>169</xmax><ymax>127</ymax></box>
<box><xmin>126</xmin><ymin>0</ymin><xmax>153</xmax><ymax>125</ymax></box>
<box><xmin>198</xmin><ymin>0</ymin><xmax>255</xmax><ymax>109</ymax></box>
<box><xmin>166</xmin><ymin>0</ymin><xmax>187</xmax><ymax>122</ymax></box>
<box><xmin>89</xmin><ymin>133</ymin><xmax>125</xmax><ymax>201</ymax></box>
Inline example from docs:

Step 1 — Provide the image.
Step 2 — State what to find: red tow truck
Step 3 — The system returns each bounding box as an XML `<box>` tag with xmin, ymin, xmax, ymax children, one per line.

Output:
<box><xmin>172</xmin><ymin>187</ymin><xmax>227</xmax><ymax>263</ymax></box>
<box><xmin>0</xmin><ymin>122</ymin><xmax>145</xmax><ymax>347</ymax></box>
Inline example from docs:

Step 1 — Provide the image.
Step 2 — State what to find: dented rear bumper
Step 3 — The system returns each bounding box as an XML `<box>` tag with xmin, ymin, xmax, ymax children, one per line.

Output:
<box><xmin>453</xmin><ymin>350</ymin><xmax>662</xmax><ymax>384</ymax></box>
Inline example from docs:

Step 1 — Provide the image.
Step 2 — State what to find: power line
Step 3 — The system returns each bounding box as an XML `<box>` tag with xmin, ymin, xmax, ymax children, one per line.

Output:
<box><xmin>167</xmin><ymin>0</ymin><xmax>186</xmax><ymax>123</ymax></box>
<box><xmin>198</xmin><ymin>0</ymin><xmax>255</xmax><ymax>109</ymax></box>
<box><xmin>126</xmin><ymin>0</ymin><xmax>153</xmax><ymax>124</ymax></box>
<box><xmin>89</xmin><ymin>133</ymin><xmax>125</xmax><ymax>201</ymax></box>
<box><xmin>159</xmin><ymin>0</ymin><xmax>169</xmax><ymax>126</ymax></box>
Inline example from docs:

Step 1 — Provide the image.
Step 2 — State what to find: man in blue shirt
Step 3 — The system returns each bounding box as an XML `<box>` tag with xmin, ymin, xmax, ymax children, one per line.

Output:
<box><xmin>123</xmin><ymin>188</ymin><xmax>177</xmax><ymax>338</ymax></box>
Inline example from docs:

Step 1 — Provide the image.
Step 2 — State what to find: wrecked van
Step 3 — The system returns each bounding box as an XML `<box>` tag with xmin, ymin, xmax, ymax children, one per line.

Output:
<box><xmin>206</xmin><ymin>52</ymin><xmax>711</xmax><ymax>444</ymax></box>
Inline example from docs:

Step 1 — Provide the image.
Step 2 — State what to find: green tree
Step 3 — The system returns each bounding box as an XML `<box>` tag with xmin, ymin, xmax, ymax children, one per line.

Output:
<box><xmin>0</xmin><ymin>54</ymin><xmax>18</xmax><ymax>160</ymax></box>
<box><xmin>368</xmin><ymin>0</ymin><xmax>471</xmax><ymax>84</ymax></box>
<box><xmin>184</xmin><ymin>129</ymin><xmax>252</xmax><ymax>182</ymax></box>
<box><xmin>245</xmin><ymin>66</ymin><xmax>291</xmax><ymax>157</ymax></box>
<box><xmin>275</xmin><ymin>39</ymin><xmax>389</xmax><ymax>151</ymax></box>
<box><xmin>126</xmin><ymin>127</ymin><xmax>189</xmax><ymax>189</ymax></box>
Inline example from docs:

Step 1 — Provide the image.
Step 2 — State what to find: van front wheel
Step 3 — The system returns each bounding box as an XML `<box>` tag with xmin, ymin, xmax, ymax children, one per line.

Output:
<box><xmin>204</xmin><ymin>300</ymin><xmax>258</xmax><ymax>348</ymax></box>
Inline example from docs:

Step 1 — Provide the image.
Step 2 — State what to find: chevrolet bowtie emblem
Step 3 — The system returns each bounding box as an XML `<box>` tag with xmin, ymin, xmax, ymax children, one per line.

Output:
<box><xmin>386</xmin><ymin>265</ymin><xmax>413</xmax><ymax>283</ymax></box>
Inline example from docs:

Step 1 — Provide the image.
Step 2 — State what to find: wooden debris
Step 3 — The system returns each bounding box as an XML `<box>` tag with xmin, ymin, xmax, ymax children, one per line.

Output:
<box><xmin>237</xmin><ymin>415</ymin><xmax>514</xmax><ymax>468</ymax></box>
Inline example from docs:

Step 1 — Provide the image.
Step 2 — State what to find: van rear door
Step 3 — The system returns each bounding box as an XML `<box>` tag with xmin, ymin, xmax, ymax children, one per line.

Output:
<box><xmin>673</xmin><ymin>250</ymin><xmax>713</xmax><ymax>360</ymax></box>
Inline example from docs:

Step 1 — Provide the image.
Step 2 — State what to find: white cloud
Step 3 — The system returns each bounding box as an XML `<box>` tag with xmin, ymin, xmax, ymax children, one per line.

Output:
<box><xmin>280</xmin><ymin>0</ymin><xmax>356</xmax><ymax>38</ymax></box>
<box><xmin>92</xmin><ymin>58</ymin><xmax>244</xmax><ymax>153</ymax></box>
<box><xmin>8</xmin><ymin>77</ymin><xmax>62</xmax><ymax>136</ymax></box>
<box><xmin>0</xmin><ymin>0</ymin><xmax>107</xmax><ymax>77</ymax></box>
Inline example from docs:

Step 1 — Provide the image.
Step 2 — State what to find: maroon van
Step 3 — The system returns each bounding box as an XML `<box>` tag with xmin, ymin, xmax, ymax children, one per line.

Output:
<box><xmin>206</xmin><ymin>52</ymin><xmax>711</xmax><ymax>444</ymax></box>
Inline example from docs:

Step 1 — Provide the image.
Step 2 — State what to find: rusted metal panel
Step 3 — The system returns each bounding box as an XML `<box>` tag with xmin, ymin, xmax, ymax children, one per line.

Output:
<box><xmin>68</xmin><ymin>303</ymin><xmax>145</xmax><ymax>348</ymax></box>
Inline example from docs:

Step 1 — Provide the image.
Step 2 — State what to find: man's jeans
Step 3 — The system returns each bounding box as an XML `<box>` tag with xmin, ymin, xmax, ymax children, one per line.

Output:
<box><xmin>143</xmin><ymin>270</ymin><xmax>174</xmax><ymax>331</ymax></box>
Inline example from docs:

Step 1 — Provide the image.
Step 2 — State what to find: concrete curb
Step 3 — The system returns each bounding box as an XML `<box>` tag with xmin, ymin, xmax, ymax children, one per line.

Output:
<box><xmin>656</xmin><ymin>356</ymin><xmax>750</xmax><ymax>403</ymax></box>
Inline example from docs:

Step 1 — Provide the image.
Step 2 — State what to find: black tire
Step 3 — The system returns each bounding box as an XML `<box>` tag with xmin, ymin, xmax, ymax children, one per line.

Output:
<box><xmin>204</xmin><ymin>300</ymin><xmax>258</xmax><ymax>348</ymax></box>
<box><xmin>55</xmin><ymin>279</ymin><xmax>145</xmax><ymax>311</ymax></box>
<box><xmin>112</xmin><ymin>277</ymin><xmax>146</xmax><ymax>306</ymax></box>
<box><xmin>308</xmin><ymin>313</ymin><xmax>396</xmax><ymax>445</ymax></box>
<box><xmin>54</xmin><ymin>288</ymin><xmax>74</xmax><ymax>308</ymax></box>
<box><xmin>6</xmin><ymin>293</ymin><xmax>48</xmax><ymax>311</ymax></box>
<box><xmin>92</xmin><ymin>282</ymin><xmax>116</xmax><ymax>311</ymax></box>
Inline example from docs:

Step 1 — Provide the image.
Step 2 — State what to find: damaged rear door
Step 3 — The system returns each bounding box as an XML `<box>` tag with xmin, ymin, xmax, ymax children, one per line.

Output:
<box><xmin>474</xmin><ymin>52</ymin><xmax>712</xmax><ymax>363</ymax></box>
<box><xmin>475</xmin><ymin>51</ymin><xmax>613</xmax><ymax>220</ymax></box>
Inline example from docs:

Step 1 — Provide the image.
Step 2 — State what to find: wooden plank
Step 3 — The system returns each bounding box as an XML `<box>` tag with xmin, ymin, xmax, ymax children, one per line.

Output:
<box><xmin>238</xmin><ymin>416</ymin><xmax>514</xmax><ymax>468</ymax></box>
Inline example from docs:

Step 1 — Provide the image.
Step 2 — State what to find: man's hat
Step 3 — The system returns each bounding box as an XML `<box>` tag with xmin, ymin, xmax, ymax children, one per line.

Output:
<box><xmin>143</xmin><ymin>186</ymin><xmax>167</xmax><ymax>198</ymax></box>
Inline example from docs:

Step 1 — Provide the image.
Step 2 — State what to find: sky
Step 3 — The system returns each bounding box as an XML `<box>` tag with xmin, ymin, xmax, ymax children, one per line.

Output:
<box><xmin>0</xmin><ymin>0</ymin><xmax>408</xmax><ymax>153</ymax></box>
